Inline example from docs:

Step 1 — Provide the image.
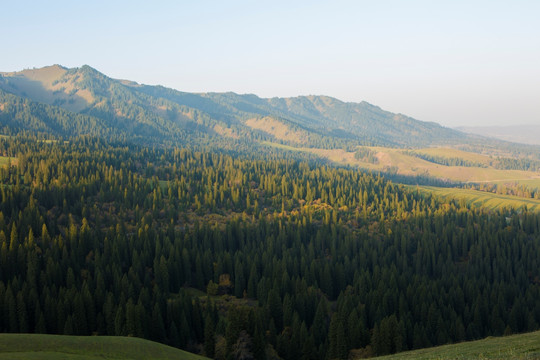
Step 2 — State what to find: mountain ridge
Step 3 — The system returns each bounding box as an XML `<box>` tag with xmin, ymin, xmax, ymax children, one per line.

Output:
<box><xmin>0</xmin><ymin>64</ymin><xmax>512</xmax><ymax>150</ymax></box>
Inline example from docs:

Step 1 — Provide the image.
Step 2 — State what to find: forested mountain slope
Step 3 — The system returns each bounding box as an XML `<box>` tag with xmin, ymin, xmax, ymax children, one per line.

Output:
<box><xmin>1</xmin><ymin>136</ymin><xmax>540</xmax><ymax>359</ymax></box>
<box><xmin>0</xmin><ymin>66</ymin><xmax>208</xmax><ymax>145</ymax></box>
<box><xmin>0</xmin><ymin>65</ymin><xmax>467</xmax><ymax>148</ymax></box>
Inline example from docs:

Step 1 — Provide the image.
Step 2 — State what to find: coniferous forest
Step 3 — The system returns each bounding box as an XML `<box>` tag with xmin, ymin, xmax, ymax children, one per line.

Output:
<box><xmin>1</xmin><ymin>136</ymin><xmax>540</xmax><ymax>359</ymax></box>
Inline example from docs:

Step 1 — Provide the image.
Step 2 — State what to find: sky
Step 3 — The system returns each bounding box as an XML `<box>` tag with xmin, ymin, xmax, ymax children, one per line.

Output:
<box><xmin>2</xmin><ymin>0</ymin><xmax>539</xmax><ymax>128</ymax></box>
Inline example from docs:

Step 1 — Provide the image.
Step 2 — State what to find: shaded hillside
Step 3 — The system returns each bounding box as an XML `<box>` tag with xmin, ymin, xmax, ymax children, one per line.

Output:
<box><xmin>0</xmin><ymin>89</ymin><xmax>121</xmax><ymax>139</ymax></box>
<box><xmin>1</xmin><ymin>65</ymin><xmax>468</xmax><ymax>148</ymax></box>
<box><xmin>0</xmin><ymin>66</ymin><xmax>217</xmax><ymax>145</ymax></box>
<box><xmin>136</xmin><ymin>85</ymin><xmax>467</xmax><ymax>147</ymax></box>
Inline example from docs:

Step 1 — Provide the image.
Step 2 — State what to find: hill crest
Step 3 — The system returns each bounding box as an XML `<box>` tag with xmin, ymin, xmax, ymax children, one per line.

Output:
<box><xmin>0</xmin><ymin>64</ymin><xmax>479</xmax><ymax>148</ymax></box>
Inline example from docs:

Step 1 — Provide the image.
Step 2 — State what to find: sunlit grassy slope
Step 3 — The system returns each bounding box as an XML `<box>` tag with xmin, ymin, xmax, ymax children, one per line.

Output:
<box><xmin>490</xmin><ymin>178</ymin><xmax>540</xmax><ymax>189</ymax></box>
<box><xmin>263</xmin><ymin>142</ymin><xmax>540</xmax><ymax>212</ymax></box>
<box><xmin>371</xmin><ymin>331</ymin><xmax>540</xmax><ymax>359</ymax></box>
<box><xmin>0</xmin><ymin>334</ymin><xmax>208</xmax><ymax>360</ymax></box>
<box><xmin>413</xmin><ymin>186</ymin><xmax>540</xmax><ymax>212</ymax></box>
<box><xmin>412</xmin><ymin>147</ymin><xmax>493</xmax><ymax>165</ymax></box>
<box><xmin>263</xmin><ymin>142</ymin><xmax>540</xmax><ymax>184</ymax></box>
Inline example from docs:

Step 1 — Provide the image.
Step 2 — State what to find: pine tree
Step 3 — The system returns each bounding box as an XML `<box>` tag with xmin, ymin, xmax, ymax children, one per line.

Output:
<box><xmin>64</xmin><ymin>315</ymin><xmax>74</xmax><ymax>335</ymax></box>
<box><xmin>311</xmin><ymin>300</ymin><xmax>327</xmax><ymax>346</ymax></box>
<box><xmin>204</xmin><ymin>314</ymin><xmax>216</xmax><ymax>358</ymax></box>
<box><xmin>73</xmin><ymin>293</ymin><xmax>88</xmax><ymax>335</ymax></box>
<box><xmin>151</xmin><ymin>303</ymin><xmax>166</xmax><ymax>342</ymax></box>
<box><xmin>5</xmin><ymin>286</ymin><xmax>17</xmax><ymax>332</ymax></box>
<box><xmin>16</xmin><ymin>291</ymin><xmax>28</xmax><ymax>333</ymax></box>
<box><xmin>168</xmin><ymin>321</ymin><xmax>180</xmax><ymax>348</ymax></box>
<box><xmin>114</xmin><ymin>305</ymin><xmax>126</xmax><ymax>336</ymax></box>
<box><xmin>267</xmin><ymin>289</ymin><xmax>283</xmax><ymax>332</ymax></box>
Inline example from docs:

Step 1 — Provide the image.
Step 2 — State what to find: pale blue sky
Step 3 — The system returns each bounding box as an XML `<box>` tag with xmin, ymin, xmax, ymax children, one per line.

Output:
<box><xmin>2</xmin><ymin>0</ymin><xmax>539</xmax><ymax>127</ymax></box>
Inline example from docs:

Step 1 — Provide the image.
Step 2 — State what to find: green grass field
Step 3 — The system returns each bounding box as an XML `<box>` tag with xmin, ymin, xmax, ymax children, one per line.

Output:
<box><xmin>261</xmin><ymin>141</ymin><xmax>304</xmax><ymax>152</ymax></box>
<box><xmin>0</xmin><ymin>334</ymin><xmax>208</xmax><ymax>360</ymax></box>
<box><xmin>372</xmin><ymin>330</ymin><xmax>540</xmax><ymax>359</ymax></box>
<box><xmin>413</xmin><ymin>186</ymin><xmax>540</xmax><ymax>212</ymax></box>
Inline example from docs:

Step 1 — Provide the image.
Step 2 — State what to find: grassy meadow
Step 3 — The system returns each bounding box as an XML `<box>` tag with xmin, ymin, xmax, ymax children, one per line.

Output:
<box><xmin>371</xmin><ymin>330</ymin><xmax>540</xmax><ymax>359</ymax></box>
<box><xmin>262</xmin><ymin>142</ymin><xmax>540</xmax><ymax>184</ymax></box>
<box><xmin>0</xmin><ymin>334</ymin><xmax>208</xmax><ymax>360</ymax></box>
<box><xmin>413</xmin><ymin>186</ymin><xmax>540</xmax><ymax>212</ymax></box>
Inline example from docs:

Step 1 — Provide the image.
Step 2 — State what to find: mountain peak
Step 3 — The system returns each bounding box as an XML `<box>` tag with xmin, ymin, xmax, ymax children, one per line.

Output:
<box><xmin>1</xmin><ymin>64</ymin><xmax>67</xmax><ymax>84</ymax></box>
<box><xmin>78</xmin><ymin>64</ymin><xmax>100</xmax><ymax>73</ymax></box>
<box><xmin>0</xmin><ymin>64</ymin><xmax>469</xmax><ymax>148</ymax></box>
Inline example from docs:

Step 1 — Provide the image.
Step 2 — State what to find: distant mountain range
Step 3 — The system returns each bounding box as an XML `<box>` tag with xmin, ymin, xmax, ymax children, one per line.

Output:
<box><xmin>457</xmin><ymin>125</ymin><xmax>540</xmax><ymax>146</ymax></box>
<box><xmin>0</xmin><ymin>64</ymin><xmax>471</xmax><ymax>149</ymax></box>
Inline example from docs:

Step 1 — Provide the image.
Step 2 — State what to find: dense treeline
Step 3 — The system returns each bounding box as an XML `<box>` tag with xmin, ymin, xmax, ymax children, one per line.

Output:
<box><xmin>403</xmin><ymin>151</ymin><xmax>487</xmax><ymax>168</ymax></box>
<box><xmin>1</xmin><ymin>136</ymin><xmax>540</xmax><ymax>359</ymax></box>
<box><xmin>465</xmin><ymin>182</ymin><xmax>540</xmax><ymax>200</ymax></box>
<box><xmin>403</xmin><ymin>150</ymin><xmax>540</xmax><ymax>172</ymax></box>
<box><xmin>455</xmin><ymin>143</ymin><xmax>540</xmax><ymax>172</ymax></box>
<box><xmin>0</xmin><ymin>90</ymin><xmax>123</xmax><ymax>140</ymax></box>
<box><xmin>493</xmin><ymin>157</ymin><xmax>540</xmax><ymax>172</ymax></box>
<box><xmin>354</xmin><ymin>147</ymin><xmax>379</xmax><ymax>164</ymax></box>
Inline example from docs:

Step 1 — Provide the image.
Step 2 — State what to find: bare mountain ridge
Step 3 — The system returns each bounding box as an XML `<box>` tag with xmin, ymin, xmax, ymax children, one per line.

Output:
<box><xmin>0</xmin><ymin>65</ymin><xmax>93</xmax><ymax>112</ymax></box>
<box><xmin>0</xmin><ymin>64</ymin><xmax>474</xmax><ymax>147</ymax></box>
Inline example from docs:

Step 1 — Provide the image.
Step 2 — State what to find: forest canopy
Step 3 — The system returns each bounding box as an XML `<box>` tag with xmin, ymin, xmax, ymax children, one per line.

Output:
<box><xmin>0</xmin><ymin>136</ymin><xmax>539</xmax><ymax>359</ymax></box>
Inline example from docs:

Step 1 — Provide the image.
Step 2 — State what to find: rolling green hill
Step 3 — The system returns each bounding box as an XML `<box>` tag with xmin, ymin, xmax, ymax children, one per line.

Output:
<box><xmin>369</xmin><ymin>330</ymin><xmax>540</xmax><ymax>359</ymax></box>
<box><xmin>0</xmin><ymin>334</ymin><xmax>208</xmax><ymax>360</ymax></box>
<box><xmin>412</xmin><ymin>185</ymin><xmax>540</xmax><ymax>212</ymax></box>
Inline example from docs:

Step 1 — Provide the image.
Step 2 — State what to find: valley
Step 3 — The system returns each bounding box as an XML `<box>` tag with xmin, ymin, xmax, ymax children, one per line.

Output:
<box><xmin>264</xmin><ymin>142</ymin><xmax>540</xmax><ymax>184</ymax></box>
<box><xmin>0</xmin><ymin>65</ymin><xmax>540</xmax><ymax>360</ymax></box>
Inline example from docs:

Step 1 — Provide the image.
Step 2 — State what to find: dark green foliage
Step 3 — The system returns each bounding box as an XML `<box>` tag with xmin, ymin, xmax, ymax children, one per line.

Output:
<box><xmin>354</xmin><ymin>147</ymin><xmax>379</xmax><ymax>164</ymax></box>
<box><xmin>404</xmin><ymin>150</ymin><xmax>487</xmax><ymax>168</ymax></box>
<box><xmin>404</xmin><ymin>150</ymin><xmax>540</xmax><ymax>172</ymax></box>
<box><xmin>204</xmin><ymin>314</ymin><xmax>215</xmax><ymax>358</ymax></box>
<box><xmin>267</xmin><ymin>289</ymin><xmax>283</xmax><ymax>333</ymax></box>
<box><xmin>0</xmin><ymin>135</ymin><xmax>539</xmax><ymax>360</ymax></box>
<box><xmin>0</xmin><ymin>90</ymin><xmax>123</xmax><ymax>140</ymax></box>
<box><xmin>494</xmin><ymin>156</ymin><xmax>540</xmax><ymax>171</ymax></box>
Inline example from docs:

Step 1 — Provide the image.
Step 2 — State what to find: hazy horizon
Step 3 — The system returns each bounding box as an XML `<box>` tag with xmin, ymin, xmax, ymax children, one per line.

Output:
<box><xmin>2</xmin><ymin>0</ymin><xmax>539</xmax><ymax>128</ymax></box>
